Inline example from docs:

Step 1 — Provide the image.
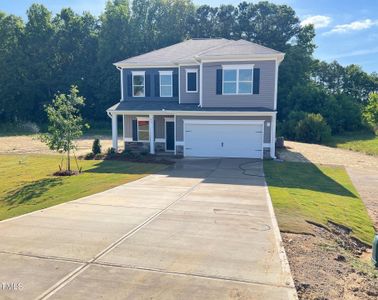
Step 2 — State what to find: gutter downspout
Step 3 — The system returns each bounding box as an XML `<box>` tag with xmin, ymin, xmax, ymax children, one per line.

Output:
<box><xmin>116</xmin><ymin>66</ymin><xmax>124</xmax><ymax>101</ymax></box>
<box><xmin>194</xmin><ymin>56</ymin><xmax>202</xmax><ymax>107</ymax></box>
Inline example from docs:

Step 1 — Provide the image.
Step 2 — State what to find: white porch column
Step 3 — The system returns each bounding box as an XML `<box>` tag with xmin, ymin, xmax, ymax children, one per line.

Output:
<box><xmin>149</xmin><ymin>114</ymin><xmax>155</xmax><ymax>154</ymax></box>
<box><xmin>112</xmin><ymin>113</ymin><xmax>118</xmax><ymax>151</ymax></box>
<box><xmin>270</xmin><ymin>114</ymin><xmax>276</xmax><ymax>159</ymax></box>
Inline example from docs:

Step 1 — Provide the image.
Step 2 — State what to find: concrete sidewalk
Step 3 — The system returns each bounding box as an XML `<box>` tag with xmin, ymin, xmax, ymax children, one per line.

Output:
<box><xmin>0</xmin><ymin>158</ymin><xmax>296</xmax><ymax>300</ymax></box>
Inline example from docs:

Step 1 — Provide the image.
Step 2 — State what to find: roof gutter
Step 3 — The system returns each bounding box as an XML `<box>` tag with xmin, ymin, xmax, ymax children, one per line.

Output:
<box><xmin>105</xmin><ymin>109</ymin><xmax>276</xmax><ymax>117</ymax></box>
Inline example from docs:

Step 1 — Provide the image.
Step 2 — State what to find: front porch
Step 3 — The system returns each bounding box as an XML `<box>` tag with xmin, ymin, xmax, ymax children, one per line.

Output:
<box><xmin>110</xmin><ymin>114</ymin><xmax>178</xmax><ymax>155</ymax></box>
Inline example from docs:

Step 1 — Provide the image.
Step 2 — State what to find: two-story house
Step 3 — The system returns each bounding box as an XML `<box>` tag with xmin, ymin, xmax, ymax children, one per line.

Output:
<box><xmin>107</xmin><ymin>38</ymin><xmax>284</xmax><ymax>159</ymax></box>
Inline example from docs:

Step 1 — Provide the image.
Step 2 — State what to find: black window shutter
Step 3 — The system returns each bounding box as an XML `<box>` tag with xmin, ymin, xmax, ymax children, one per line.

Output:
<box><xmin>173</xmin><ymin>73</ymin><xmax>178</xmax><ymax>97</ymax></box>
<box><xmin>154</xmin><ymin>74</ymin><xmax>160</xmax><ymax>97</ymax></box>
<box><xmin>145</xmin><ymin>74</ymin><xmax>150</xmax><ymax>97</ymax></box>
<box><xmin>127</xmin><ymin>73</ymin><xmax>132</xmax><ymax>97</ymax></box>
<box><xmin>253</xmin><ymin>68</ymin><xmax>260</xmax><ymax>94</ymax></box>
<box><xmin>216</xmin><ymin>69</ymin><xmax>222</xmax><ymax>95</ymax></box>
<box><xmin>132</xmin><ymin>119</ymin><xmax>137</xmax><ymax>141</ymax></box>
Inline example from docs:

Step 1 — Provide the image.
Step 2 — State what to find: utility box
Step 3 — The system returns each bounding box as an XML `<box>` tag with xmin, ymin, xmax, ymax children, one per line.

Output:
<box><xmin>373</xmin><ymin>234</ymin><xmax>378</xmax><ymax>267</ymax></box>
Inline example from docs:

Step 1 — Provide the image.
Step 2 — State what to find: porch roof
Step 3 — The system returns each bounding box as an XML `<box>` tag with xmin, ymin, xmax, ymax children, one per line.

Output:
<box><xmin>107</xmin><ymin>100</ymin><xmax>274</xmax><ymax>113</ymax></box>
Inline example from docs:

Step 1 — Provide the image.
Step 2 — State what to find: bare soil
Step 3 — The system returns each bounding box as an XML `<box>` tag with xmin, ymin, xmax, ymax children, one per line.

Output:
<box><xmin>0</xmin><ymin>135</ymin><xmax>114</xmax><ymax>156</ymax></box>
<box><xmin>278</xmin><ymin>141</ymin><xmax>378</xmax><ymax>171</ymax></box>
<box><xmin>283</xmin><ymin>224</ymin><xmax>378</xmax><ymax>300</ymax></box>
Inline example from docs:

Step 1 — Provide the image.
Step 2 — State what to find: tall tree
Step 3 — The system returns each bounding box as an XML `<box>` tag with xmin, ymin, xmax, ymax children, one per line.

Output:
<box><xmin>52</xmin><ymin>8</ymin><xmax>99</xmax><ymax>118</ymax></box>
<box><xmin>363</xmin><ymin>92</ymin><xmax>378</xmax><ymax>132</ymax></box>
<box><xmin>0</xmin><ymin>12</ymin><xmax>25</xmax><ymax>121</ymax></box>
<box><xmin>22</xmin><ymin>4</ymin><xmax>56</xmax><ymax>122</ymax></box>
<box><xmin>237</xmin><ymin>1</ymin><xmax>300</xmax><ymax>51</ymax></box>
<box><xmin>187</xmin><ymin>5</ymin><xmax>218</xmax><ymax>38</ymax></box>
<box><xmin>96</xmin><ymin>0</ymin><xmax>131</xmax><ymax>119</ymax></box>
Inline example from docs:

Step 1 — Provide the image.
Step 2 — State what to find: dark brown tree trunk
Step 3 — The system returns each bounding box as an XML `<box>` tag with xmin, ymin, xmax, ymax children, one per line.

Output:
<box><xmin>67</xmin><ymin>149</ymin><xmax>71</xmax><ymax>172</ymax></box>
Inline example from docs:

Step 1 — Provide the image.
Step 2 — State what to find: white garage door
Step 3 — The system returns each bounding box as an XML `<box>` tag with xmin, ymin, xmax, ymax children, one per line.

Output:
<box><xmin>184</xmin><ymin>120</ymin><xmax>264</xmax><ymax>158</ymax></box>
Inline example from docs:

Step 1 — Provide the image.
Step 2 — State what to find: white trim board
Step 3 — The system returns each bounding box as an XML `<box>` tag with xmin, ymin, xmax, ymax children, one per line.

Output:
<box><xmin>274</xmin><ymin>58</ymin><xmax>279</xmax><ymax>110</ymax></box>
<box><xmin>108</xmin><ymin>110</ymin><xmax>276</xmax><ymax>117</ymax></box>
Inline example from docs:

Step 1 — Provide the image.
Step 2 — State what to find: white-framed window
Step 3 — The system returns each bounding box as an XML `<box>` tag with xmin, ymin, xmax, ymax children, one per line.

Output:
<box><xmin>132</xmin><ymin>71</ymin><xmax>145</xmax><ymax>97</ymax></box>
<box><xmin>137</xmin><ymin>117</ymin><xmax>149</xmax><ymax>141</ymax></box>
<box><xmin>159</xmin><ymin>70</ymin><xmax>173</xmax><ymax>97</ymax></box>
<box><xmin>186</xmin><ymin>69</ymin><xmax>198</xmax><ymax>93</ymax></box>
<box><xmin>222</xmin><ymin>65</ymin><xmax>253</xmax><ymax>95</ymax></box>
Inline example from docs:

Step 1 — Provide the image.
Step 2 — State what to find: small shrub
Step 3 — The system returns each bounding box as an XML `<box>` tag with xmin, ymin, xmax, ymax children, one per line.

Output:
<box><xmin>140</xmin><ymin>150</ymin><xmax>149</xmax><ymax>156</ymax></box>
<box><xmin>93</xmin><ymin>153</ymin><xmax>104</xmax><ymax>160</ymax></box>
<box><xmin>84</xmin><ymin>152</ymin><xmax>94</xmax><ymax>160</ymax></box>
<box><xmin>280</xmin><ymin>111</ymin><xmax>307</xmax><ymax>140</ymax></box>
<box><xmin>294</xmin><ymin>113</ymin><xmax>331</xmax><ymax>143</ymax></box>
<box><xmin>106</xmin><ymin>147</ymin><xmax>116</xmax><ymax>155</ymax></box>
<box><xmin>92</xmin><ymin>138</ymin><xmax>101</xmax><ymax>155</ymax></box>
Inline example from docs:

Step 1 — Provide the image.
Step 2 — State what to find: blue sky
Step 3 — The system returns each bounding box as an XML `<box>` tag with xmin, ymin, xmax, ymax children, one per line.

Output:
<box><xmin>2</xmin><ymin>0</ymin><xmax>378</xmax><ymax>73</ymax></box>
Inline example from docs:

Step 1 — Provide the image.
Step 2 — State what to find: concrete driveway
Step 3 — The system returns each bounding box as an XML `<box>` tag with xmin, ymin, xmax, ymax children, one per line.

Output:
<box><xmin>0</xmin><ymin>158</ymin><xmax>296</xmax><ymax>300</ymax></box>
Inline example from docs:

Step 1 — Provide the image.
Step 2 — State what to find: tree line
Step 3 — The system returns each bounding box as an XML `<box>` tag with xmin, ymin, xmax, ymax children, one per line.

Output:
<box><xmin>0</xmin><ymin>0</ymin><xmax>377</xmax><ymax>138</ymax></box>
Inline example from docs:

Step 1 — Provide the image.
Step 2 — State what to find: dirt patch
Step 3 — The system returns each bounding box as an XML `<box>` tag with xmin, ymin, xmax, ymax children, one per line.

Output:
<box><xmin>277</xmin><ymin>141</ymin><xmax>378</xmax><ymax>171</ymax></box>
<box><xmin>0</xmin><ymin>135</ymin><xmax>114</xmax><ymax>156</ymax></box>
<box><xmin>283</xmin><ymin>225</ymin><xmax>378</xmax><ymax>300</ymax></box>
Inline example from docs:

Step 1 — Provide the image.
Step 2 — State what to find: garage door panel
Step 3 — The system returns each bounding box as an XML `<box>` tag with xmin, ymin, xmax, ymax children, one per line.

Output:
<box><xmin>184</xmin><ymin>122</ymin><xmax>263</xmax><ymax>159</ymax></box>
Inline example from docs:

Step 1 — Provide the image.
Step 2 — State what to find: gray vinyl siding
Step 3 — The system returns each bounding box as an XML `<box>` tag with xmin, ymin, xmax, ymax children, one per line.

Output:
<box><xmin>154</xmin><ymin>115</ymin><xmax>165</xmax><ymax>139</ymax></box>
<box><xmin>175</xmin><ymin>115</ymin><xmax>272</xmax><ymax>143</ymax></box>
<box><xmin>202</xmin><ymin>60</ymin><xmax>275</xmax><ymax>109</ymax></box>
<box><xmin>122</xmin><ymin>68</ymin><xmax>178</xmax><ymax>101</ymax></box>
<box><xmin>179</xmin><ymin>65</ymin><xmax>200</xmax><ymax>104</ymax></box>
<box><xmin>123</xmin><ymin>115</ymin><xmax>133</xmax><ymax>139</ymax></box>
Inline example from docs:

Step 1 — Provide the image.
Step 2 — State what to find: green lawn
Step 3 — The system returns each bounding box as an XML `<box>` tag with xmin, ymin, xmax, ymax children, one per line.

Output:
<box><xmin>0</xmin><ymin>154</ymin><xmax>165</xmax><ymax>221</ymax></box>
<box><xmin>325</xmin><ymin>131</ymin><xmax>378</xmax><ymax>156</ymax></box>
<box><xmin>264</xmin><ymin>161</ymin><xmax>375</xmax><ymax>244</ymax></box>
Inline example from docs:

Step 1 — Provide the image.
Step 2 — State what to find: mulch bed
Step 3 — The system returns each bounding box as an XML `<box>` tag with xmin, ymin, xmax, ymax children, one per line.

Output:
<box><xmin>53</xmin><ymin>170</ymin><xmax>79</xmax><ymax>176</ymax></box>
<box><xmin>81</xmin><ymin>152</ymin><xmax>178</xmax><ymax>165</ymax></box>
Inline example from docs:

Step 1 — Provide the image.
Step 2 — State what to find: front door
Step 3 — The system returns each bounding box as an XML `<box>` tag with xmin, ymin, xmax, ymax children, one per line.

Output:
<box><xmin>165</xmin><ymin>121</ymin><xmax>175</xmax><ymax>151</ymax></box>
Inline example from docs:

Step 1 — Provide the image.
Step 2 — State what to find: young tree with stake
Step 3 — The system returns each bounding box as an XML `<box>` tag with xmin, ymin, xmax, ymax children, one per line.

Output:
<box><xmin>41</xmin><ymin>85</ymin><xmax>88</xmax><ymax>174</ymax></box>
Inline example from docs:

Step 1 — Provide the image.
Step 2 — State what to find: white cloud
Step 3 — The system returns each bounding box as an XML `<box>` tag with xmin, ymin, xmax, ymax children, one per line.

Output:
<box><xmin>325</xmin><ymin>19</ymin><xmax>378</xmax><ymax>35</ymax></box>
<box><xmin>301</xmin><ymin>15</ymin><xmax>332</xmax><ymax>29</ymax></box>
<box><xmin>322</xmin><ymin>47</ymin><xmax>378</xmax><ymax>60</ymax></box>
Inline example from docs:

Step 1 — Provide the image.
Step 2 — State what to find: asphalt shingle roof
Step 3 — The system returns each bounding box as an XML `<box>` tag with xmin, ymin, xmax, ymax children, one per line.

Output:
<box><xmin>107</xmin><ymin>100</ymin><xmax>273</xmax><ymax>112</ymax></box>
<box><xmin>114</xmin><ymin>38</ymin><xmax>283</xmax><ymax>67</ymax></box>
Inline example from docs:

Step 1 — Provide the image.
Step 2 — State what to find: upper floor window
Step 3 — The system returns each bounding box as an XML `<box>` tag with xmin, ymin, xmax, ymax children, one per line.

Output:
<box><xmin>132</xmin><ymin>71</ymin><xmax>145</xmax><ymax>97</ymax></box>
<box><xmin>159</xmin><ymin>71</ymin><xmax>173</xmax><ymax>97</ymax></box>
<box><xmin>222</xmin><ymin>65</ymin><xmax>253</xmax><ymax>95</ymax></box>
<box><xmin>186</xmin><ymin>69</ymin><xmax>198</xmax><ymax>93</ymax></box>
